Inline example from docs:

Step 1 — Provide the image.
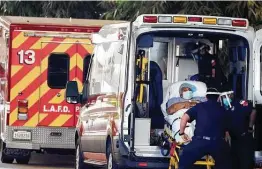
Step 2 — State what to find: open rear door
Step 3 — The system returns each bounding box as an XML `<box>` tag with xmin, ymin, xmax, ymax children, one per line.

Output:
<box><xmin>253</xmin><ymin>29</ymin><xmax>262</xmax><ymax>104</ymax></box>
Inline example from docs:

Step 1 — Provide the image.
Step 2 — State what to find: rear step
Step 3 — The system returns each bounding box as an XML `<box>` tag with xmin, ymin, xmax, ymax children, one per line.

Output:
<box><xmin>135</xmin><ymin>146</ymin><xmax>212</xmax><ymax>160</ymax></box>
<box><xmin>84</xmin><ymin>159</ymin><xmax>106</xmax><ymax>166</ymax></box>
<box><xmin>135</xmin><ymin>146</ymin><xmax>169</xmax><ymax>158</ymax></box>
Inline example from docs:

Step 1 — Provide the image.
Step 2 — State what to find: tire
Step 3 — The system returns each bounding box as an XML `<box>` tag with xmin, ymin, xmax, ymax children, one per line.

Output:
<box><xmin>16</xmin><ymin>156</ymin><xmax>30</xmax><ymax>164</ymax></box>
<box><xmin>106</xmin><ymin>142</ymin><xmax>117</xmax><ymax>169</ymax></box>
<box><xmin>1</xmin><ymin>142</ymin><xmax>14</xmax><ymax>164</ymax></box>
<box><xmin>16</xmin><ymin>152</ymin><xmax>31</xmax><ymax>165</ymax></box>
<box><xmin>75</xmin><ymin>144</ymin><xmax>86</xmax><ymax>169</ymax></box>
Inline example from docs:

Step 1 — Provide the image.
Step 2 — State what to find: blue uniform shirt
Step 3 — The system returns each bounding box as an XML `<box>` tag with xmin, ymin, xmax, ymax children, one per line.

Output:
<box><xmin>227</xmin><ymin>99</ymin><xmax>253</xmax><ymax>137</ymax></box>
<box><xmin>186</xmin><ymin>99</ymin><xmax>228</xmax><ymax>138</ymax></box>
<box><xmin>197</xmin><ymin>53</ymin><xmax>216</xmax><ymax>76</ymax></box>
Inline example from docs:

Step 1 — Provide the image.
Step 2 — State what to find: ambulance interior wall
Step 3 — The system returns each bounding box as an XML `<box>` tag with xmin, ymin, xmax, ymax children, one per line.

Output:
<box><xmin>254</xmin><ymin>48</ymin><xmax>262</xmax><ymax>151</ymax></box>
<box><xmin>132</xmin><ymin>31</ymin><xmax>250</xmax><ymax>147</ymax></box>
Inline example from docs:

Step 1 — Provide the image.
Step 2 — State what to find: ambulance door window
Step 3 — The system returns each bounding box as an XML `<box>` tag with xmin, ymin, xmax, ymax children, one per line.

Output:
<box><xmin>101</xmin><ymin>42</ymin><xmax>123</xmax><ymax>93</ymax></box>
<box><xmin>150</xmin><ymin>41</ymin><xmax>168</xmax><ymax>80</ymax></box>
<box><xmin>83</xmin><ymin>54</ymin><xmax>91</xmax><ymax>83</ymax></box>
<box><xmin>47</xmin><ymin>53</ymin><xmax>69</xmax><ymax>89</ymax></box>
<box><xmin>89</xmin><ymin>45</ymin><xmax>104</xmax><ymax>95</ymax></box>
<box><xmin>149</xmin><ymin>38</ymin><xmax>172</xmax><ymax>98</ymax></box>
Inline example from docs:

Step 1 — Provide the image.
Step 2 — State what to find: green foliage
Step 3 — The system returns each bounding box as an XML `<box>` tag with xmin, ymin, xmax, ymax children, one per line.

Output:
<box><xmin>1</xmin><ymin>1</ymin><xmax>262</xmax><ymax>28</ymax></box>
<box><xmin>0</xmin><ymin>1</ymin><xmax>104</xmax><ymax>19</ymax></box>
<box><xmin>100</xmin><ymin>0</ymin><xmax>262</xmax><ymax>28</ymax></box>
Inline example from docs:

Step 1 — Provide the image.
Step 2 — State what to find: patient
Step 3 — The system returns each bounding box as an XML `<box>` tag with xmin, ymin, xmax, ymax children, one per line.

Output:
<box><xmin>161</xmin><ymin>81</ymin><xmax>207</xmax><ymax>143</ymax></box>
<box><xmin>166</xmin><ymin>83</ymin><xmax>206</xmax><ymax>115</ymax></box>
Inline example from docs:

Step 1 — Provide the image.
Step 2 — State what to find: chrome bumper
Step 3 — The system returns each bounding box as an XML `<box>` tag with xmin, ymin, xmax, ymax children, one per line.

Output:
<box><xmin>4</xmin><ymin>126</ymin><xmax>75</xmax><ymax>150</ymax></box>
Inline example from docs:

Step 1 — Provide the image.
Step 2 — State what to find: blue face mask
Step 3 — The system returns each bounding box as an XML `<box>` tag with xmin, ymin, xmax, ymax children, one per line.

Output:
<box><xmin>183</xmin><ymin>91</ymin><xmax>193</xmax><ymax>100</ymax></box>
<box><xmin>223</xmin><ymin>98</ymin><xmax>232</xmax><ymax>107</ymax></box>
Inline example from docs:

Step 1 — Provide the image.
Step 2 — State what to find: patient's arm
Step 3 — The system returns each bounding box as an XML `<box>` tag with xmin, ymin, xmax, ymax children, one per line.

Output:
<box><xmin>167</xmin><ymin>101</ymin><xmax>199</xmax><ymax>115</ymax></box>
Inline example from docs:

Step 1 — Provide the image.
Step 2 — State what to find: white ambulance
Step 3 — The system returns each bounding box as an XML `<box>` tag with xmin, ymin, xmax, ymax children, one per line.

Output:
<box><xmin>65</xmin><ymin>14</ymin><xmax>262</xmax><ymax>169</ymax></box>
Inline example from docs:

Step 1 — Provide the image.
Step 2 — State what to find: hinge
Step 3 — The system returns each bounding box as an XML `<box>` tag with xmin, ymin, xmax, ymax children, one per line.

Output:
<box><xmin>123</xmin><ymin>135</ymin><xmax>130</xmax><ymax>142</ymax></box>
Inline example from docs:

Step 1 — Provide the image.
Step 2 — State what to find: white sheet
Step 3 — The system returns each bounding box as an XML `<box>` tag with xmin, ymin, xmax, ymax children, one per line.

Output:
<box><xmin>161</xmin><ymin>81</ymin><xmax>207</xmax><ymax>143</ymax></box>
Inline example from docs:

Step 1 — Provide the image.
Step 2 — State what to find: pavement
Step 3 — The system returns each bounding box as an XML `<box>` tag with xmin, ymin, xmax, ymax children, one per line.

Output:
<box><xmin>0</xmin><ymin>152</ymin><xmax>74</xmax><ymax>169</ymax></box>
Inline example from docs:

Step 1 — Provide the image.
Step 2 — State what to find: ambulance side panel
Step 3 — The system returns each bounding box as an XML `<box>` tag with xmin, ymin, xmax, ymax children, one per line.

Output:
<box><xmin>9</xmin><ymin>30</ymin><xmax>41</xmax><ymax>127</ymax></box>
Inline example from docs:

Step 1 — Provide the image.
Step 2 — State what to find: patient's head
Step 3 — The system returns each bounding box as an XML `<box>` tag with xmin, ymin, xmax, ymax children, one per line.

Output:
<box><xmin>179</xmin><ymin>83</ymin><xmax>196</xmax><ymax>100</ymax></box>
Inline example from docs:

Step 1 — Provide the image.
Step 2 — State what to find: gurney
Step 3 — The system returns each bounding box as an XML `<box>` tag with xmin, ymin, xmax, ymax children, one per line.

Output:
<box><xmin>161</xmin><ymin>81</ymin><xmax>207</xmax><ymax>143</ymax></box>
<box><xmin>160</xmin><ymin>81</ymin><xmax>215</xmax><ymax>169</ymax></box>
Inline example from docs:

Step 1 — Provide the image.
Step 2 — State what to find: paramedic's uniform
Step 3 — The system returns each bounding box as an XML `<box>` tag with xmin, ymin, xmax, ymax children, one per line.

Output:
<box><xmin>197</xmin><ymin>53</ymin><xmax>226</xmax><ymax>91</ymax></box>
<box><xmin>227</xmin><ymin>100</ymin><xmax>254</xmax><ymax>169</ymax></box>
<box><xmin>178</xmin><ymin>100</ymin><xmax>231</xmax><ymax>169</ymax></box>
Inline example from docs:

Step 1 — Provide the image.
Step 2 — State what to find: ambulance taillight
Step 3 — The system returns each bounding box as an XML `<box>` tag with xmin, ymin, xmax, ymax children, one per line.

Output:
<box><xmin>188</xmin><ymin>16</ymin><xmax>202</xmax><ymax>22</ymax></box>
<box><xmin>143</xmin><ymin>16</ymin><xmax>157</xmax><ymax>23</ymax></box>
<box><xmin>17</xmin><ymin>99</ymin><xmax>28</xmax><ymax>120</ymax></box>
<box><xmin>232</xmin><ymin>20</ymin><xmax>247</xmax><ymax>27</ymax></box>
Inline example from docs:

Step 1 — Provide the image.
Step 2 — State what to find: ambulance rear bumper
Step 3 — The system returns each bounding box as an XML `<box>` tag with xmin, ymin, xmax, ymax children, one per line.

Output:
<box><xmin>4</xmin><ymin>126</ymin><xmax>75</xmax><ymax>150</ymax></box>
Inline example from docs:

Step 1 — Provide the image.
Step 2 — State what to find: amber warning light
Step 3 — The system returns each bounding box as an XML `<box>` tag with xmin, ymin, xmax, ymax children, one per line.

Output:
<box><xmin>17</xmin><ymin>100</ymin><xmax>28</xmax><ymax>120</ymax></box>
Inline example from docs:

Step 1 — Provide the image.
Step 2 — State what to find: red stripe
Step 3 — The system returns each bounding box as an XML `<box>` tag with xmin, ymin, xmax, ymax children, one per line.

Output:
<box><xmin>70</xmin><ymin>67</ymin><xmax>77</xmax><ymax>81</ymax></box>
<box><xmin>12</xmin><ymin>31</ymin><xmax>22</xmax><ymax>39</ymax></box>
<box><xmin>10</xmin><ymin>37</ymin><xmax>64</xmax><ymax>88</ymax></box>
<box><xmin>38</xmin><ymin>113</ymin><xmax>61</xmax><ymax>126</ymax></box>
<box><xmin>61</xmin><ymin>115</ymin><xmax>75</xmax><ymax>127</ymax></box>
<box><xmin>77</xmin><ymin>44</ymin><xmax>90</xmax><ymax>58</ymax></box>
<box><xmin>14</xmin><ymin>36</ymin><xmax>41</xmax><ymax>50</ymax></box>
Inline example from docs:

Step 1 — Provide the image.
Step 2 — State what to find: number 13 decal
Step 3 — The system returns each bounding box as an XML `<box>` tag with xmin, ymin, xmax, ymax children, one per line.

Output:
<box><xmin>17</xmin><ymin>50</ymin><xmax>36</xmax><ymax>65</ymax></box>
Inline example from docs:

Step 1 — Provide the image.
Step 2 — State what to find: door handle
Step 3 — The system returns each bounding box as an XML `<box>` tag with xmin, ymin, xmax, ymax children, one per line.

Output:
<box><xmin>57</xmin><ymin>93</ymin><xmax>61</xmax><ymax>97</ymax></box>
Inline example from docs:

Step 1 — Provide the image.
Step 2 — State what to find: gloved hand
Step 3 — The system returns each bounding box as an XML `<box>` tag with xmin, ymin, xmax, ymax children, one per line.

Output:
<box><xmin>181</xmin><ymin>133</ymin><xmax>192</xmax><ymax>142</ymax></box>
<box><xmin>225</xmin><ymin>132</ymin><xmax>231</xmax><ymax>144</ymax></box>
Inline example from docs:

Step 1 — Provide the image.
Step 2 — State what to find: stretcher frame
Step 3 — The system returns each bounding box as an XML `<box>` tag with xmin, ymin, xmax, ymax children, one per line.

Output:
<box><xmin>163</xmin><ymin>127</ymin><xmax>215</xmax><ymax>169</ymax></box>
<box><xmin>168</xmin><ymin>141</ymin><xmax>215</xmax><ymax>169</ymax></box>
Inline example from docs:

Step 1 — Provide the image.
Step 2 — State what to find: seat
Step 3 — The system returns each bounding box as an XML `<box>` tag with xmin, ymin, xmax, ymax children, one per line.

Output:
<box><xmin>149</xmin><ymin>61</ymin><xmax>165</xmax><ymax>129</ymax></box>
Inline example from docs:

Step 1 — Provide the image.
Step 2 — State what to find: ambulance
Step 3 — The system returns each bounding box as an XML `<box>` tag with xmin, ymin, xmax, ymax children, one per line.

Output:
<box><xmin>65</xmin><ymin>14</ymin><xmax>262</xmax><ymax>169</ymax></box>
<box><xmin>0</xmin><ymin>16</ymin><xmax>124</xmax><ymax>164</ymax></box>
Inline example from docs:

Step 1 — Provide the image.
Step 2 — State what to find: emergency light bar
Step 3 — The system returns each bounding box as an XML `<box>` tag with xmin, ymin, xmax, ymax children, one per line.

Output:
<box><xmin>136</xmin><ymin>15</ymin><xmax>249</xmax><ymax>30</ymax></box>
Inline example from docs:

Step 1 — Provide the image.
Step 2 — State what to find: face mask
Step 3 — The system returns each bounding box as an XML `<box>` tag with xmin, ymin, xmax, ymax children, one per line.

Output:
<box><xmin>222</xmin><ymin>98</ymin><xmax>232</xmax><ymax>107</ymax></box>
<box><xmin>183</xmin><ymin>91</ymin><xmax>193</xmax><ymax>100</ymax></box>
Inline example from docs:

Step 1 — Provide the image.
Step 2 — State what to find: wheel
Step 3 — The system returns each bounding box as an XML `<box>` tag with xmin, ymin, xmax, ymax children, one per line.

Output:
<box><xmin>1</xmin><ymin>142</ymin><xmax>14</xmax><ymax>164</ymax></box>
<box><xmin>106</xmin><ymin>142</ymin><xmax>117</xmax><ymax>169</ymax></box>
<box><xmin>16</xmin><ymin>152</ymin><xmax>31</xmax><ymax>165</ymax></box>
<box><xmin>16</xmin><ymin>156</ymin><xmax>30</xmax><ymax>164</ymax></box>
<box><xmin>75</xmin><ymin>144</ymin><xmax>86</xmax><ymax>169</ymax></box>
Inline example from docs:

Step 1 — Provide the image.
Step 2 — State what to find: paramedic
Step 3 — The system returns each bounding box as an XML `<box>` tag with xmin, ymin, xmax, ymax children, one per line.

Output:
<box><xmin>221</xmin><ymin>90</ymin><xmax>256</xmax><ymax>169</ymax></box>
<box><xmin>178</xmin><ymin>88</ymin><xmax>231</xmax><ymax>169</ymax></box>
<box><xmin>196</xmin><ymin>43</ymin><xmax>227</xmax><ymax>91</ymax></box>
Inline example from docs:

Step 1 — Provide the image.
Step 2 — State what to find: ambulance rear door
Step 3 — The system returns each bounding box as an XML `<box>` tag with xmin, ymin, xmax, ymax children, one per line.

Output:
<box><xmin>38</xmin><ymin>40</ymin><xmax>77</xmax><ymax>127</ymax></box>
<box><xmin>253</xmin><ymin>29</ymin><xmax>262</xmax><ymax>105</ymax></box>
